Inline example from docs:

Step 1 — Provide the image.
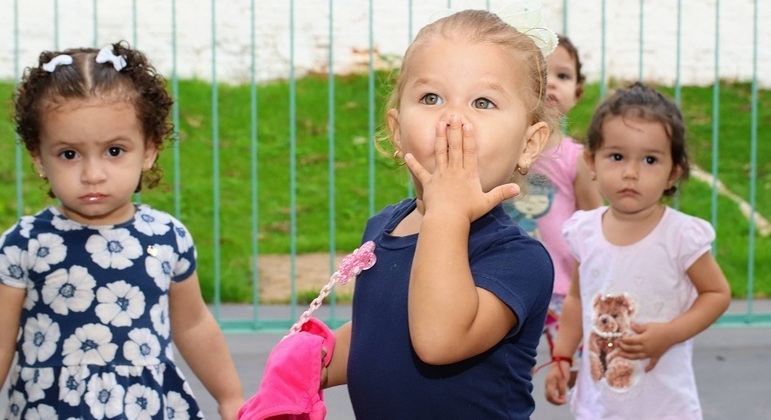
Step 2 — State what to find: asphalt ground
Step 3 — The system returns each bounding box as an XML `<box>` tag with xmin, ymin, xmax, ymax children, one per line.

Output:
<box><xmin>2</xmin><ymin>300</ymin><xmax>769</xmax><ymax>419</ymax></box>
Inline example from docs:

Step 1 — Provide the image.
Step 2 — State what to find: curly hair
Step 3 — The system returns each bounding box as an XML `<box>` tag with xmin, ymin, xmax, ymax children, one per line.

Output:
<box><xmin>585</xmin><ymin>82</ymin><xmax>688</xmax><ymax>197</ymax></box>
<box><xmin>14</xmin><ymin>40</ymin><xmax>173</xmax><ymax>194</ymax></box>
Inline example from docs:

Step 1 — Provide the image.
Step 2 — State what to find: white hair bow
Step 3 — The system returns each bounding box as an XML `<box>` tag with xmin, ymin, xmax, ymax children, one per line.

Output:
<box><xmin>498</xmin><ymin>0</ymin><xmax>558</xmax><ymax>57</ymax></box>
<box><xmin>41</xmin><ymin>55</ymin><xmax>73</xmax><ymax>72</ymax></box>
<box><xmin>429</xmin><ymin>0</ymin><xmax>558</xmax><ymax>58</ymax></box>
<box><xmin>95</xmin><ymin>47</ymin><xmax>127</xmax><ymax>71</ymax></box>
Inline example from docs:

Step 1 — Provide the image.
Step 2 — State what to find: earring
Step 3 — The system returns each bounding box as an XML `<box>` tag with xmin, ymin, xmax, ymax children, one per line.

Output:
<box><xmin>393</xmin><ymin>150</ymin><xmax>405</xmax><ymax>167</ymax></box>
<box><xmin>516</xmin><ymin>165</ymin><xmax>529</xmax><ymax>176</ymax></box>
<box><xmin>38</xmin><ymin>173</ymin><xmax>47</xmax><ymax>180</ymax></box>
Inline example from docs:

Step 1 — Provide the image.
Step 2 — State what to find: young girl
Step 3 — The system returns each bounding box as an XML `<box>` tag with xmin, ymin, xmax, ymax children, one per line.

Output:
<box><xmin>506</xmin><ymin>34</ymin><xmax>603</xmax><ymax>367</ymax></box>
<box><xmin>323</xmin><ymin>9</ymin><xmax>559</xmax><ymax>418</ymax></box>
<box><xmin>0</xmin><ymin>42</ymin><xmax>243</xmax><ymax>418</ymax></box>
<box><xmin>544</xmin><ymin>82</ymin><xmax>731</xmax><ymax>419</ymax></box>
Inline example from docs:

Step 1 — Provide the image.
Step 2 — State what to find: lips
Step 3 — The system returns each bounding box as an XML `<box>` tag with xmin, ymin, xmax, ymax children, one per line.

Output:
<box><xmin>81</xmin><ymin>193</ymin><xmax>107</xmax><ymax>202</ymax></box>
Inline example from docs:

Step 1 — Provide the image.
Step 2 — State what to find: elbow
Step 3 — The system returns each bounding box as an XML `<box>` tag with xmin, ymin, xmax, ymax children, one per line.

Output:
<box><xmin>411</xmin><ymin>335</ymin><xmax>461</xmax><ymax>365</ymax></box>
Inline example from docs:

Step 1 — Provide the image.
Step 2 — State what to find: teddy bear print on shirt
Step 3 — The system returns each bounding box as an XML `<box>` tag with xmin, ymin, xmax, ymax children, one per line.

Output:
<box><xmin>588</xmin><ymin>293</ymin><xmax>641</xmax><ymax>391</ymax></box>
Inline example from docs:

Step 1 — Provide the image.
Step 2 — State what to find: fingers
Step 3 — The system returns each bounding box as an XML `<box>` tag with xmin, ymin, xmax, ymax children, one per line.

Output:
<box><xmin>435</xmin><ymin>119</ymin><xmax>449</xmax><ymax>168</ymax></box>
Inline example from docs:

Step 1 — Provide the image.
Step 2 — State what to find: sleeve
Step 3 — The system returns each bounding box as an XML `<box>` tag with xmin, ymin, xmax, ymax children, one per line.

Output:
<box><xmin>471</xmin><ymin>232</ymin><xmax>554</xmax><ymax>337</ymax></box>
<box><xmin>0</xmin><ymin>222</ymin><xmax>31</xmax><ymax>289</ymax></box>
<box><xmin>169</xmin><ymin>217</ymin><xmax>197</xmax><ymax>282</ymax></box>
<box><xmin>678</xmin><ymin>216</ymin><xmax>715</xmax><ymax>270</ymax></box>
<box><xmin>561</xmin><ymin>209</ymin><xmax>586</xmax><ymax>261</ymax></box>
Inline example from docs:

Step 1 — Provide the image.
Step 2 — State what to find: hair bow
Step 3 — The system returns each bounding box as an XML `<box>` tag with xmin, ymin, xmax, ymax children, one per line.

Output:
<box><xmin>41</xmin><ymin>55</ymin><xmax>73</xmax><ymax>73</ymax></box>
<box><xmin>498</xmin><ymin>0</ymin><xmax>558</xmax><ymax>57</ymax></box>
<box><xmin>429</xmin><ymin>0</ymin><xmax>558</xmax><ymax>58</ymax></box>
<box><xmin>95</xmin><ymin>46</ymin><xmax>127</xmax><ymax>71</ymax></box>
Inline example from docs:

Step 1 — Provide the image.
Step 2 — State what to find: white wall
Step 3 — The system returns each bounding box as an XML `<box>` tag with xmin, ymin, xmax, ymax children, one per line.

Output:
<box><xmin>0</xmin><ymin>0</ymin><xmax>768</xmax><ymax>86</ymax></box>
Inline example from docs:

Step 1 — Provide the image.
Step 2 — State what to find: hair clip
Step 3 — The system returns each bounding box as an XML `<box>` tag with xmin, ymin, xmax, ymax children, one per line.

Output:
<box><xmin>95</xmin><ymin>47</ymin><xmax>127</xmax><ymax>71</ymax></box>
<box><xmin>498</xmin><ymin>0</ymin><xmax>558</xmax><ymax>57</ymax></box>
<box><xmin>41</xmin><ymin>55</ymin><xmax>73</xmax><ymax>73</ymax></box>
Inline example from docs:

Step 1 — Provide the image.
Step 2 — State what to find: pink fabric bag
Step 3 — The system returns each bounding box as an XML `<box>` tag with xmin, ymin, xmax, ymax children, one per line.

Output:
<box><xmin>239</xmin><ymin>241</ymin><xmax>376</xmax><ymax>420</ymax></box>
<box><xmin>238</xmin><ymin>318</ymin><xmax>336</xmax><ymax>420</ymax></box>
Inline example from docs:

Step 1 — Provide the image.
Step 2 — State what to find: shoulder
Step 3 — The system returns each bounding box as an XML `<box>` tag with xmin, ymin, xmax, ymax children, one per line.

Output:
<box><xmin>661</xmin><ymin>207</ymin><xmax>715</xmax><ymax>246</ymax></box>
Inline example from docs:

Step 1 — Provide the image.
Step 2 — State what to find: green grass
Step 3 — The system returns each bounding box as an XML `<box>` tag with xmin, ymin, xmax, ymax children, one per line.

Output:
<box><xmin>1</xmin><ymin>75</ymin><xmax>769</xmax><ymax>301</ymax></box>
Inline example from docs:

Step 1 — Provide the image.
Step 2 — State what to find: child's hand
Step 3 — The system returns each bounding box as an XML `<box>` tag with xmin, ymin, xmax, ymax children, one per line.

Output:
<box><xmin>618</xmin><ymin>322</ymin><xmax>675</xmax><ymax>372</ymax></box>
<box><xmin>404</xmin><ymin>115</ymin><xmax>520</xmax><ymax>223</ymax></box>
<box><xmin>218</xmin><ymin>396</ymin><xmax>245</xmax><ymax>420</ymax></box>
<box><xmin>544</xmin><ymin>361</ymin><xmax>571</xmax><ymax>405</ymax></box>
<box><xmin>320</xmin><ymin>346</ymin><xmax>329</xmax><ymax>389</ymax></box>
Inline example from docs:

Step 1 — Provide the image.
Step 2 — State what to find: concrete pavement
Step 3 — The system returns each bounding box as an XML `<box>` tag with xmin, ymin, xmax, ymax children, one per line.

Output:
<box><xmin>2</xmin><ymin>300</ymin><xmax>769</xmax><ymax>419</ymax></box>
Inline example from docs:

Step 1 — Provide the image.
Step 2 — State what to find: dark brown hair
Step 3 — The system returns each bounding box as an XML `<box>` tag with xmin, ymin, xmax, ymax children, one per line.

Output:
<box><xmin>14</xmin><ymin>41</ymin><xmax>173</xmax><ymax>193</ymax></box>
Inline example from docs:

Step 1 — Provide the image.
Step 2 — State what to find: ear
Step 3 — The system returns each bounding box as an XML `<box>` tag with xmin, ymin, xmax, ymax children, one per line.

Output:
<box><xmin>575</xmin><ymin>84</ymin><xmax>585</xmax><ymax>101</ymax></box>
<box><xmin>517</xmin><ymin>121</ymin><xmax>549</xmax><ymax>170</ymax></box>
<box><xmin>142</xmin><ymin>141</ymin><xmax>160</xmax><ymax>171</ymax></box>
<box><xmin>667</xmin><ymin>164</ymin><xmax>683</xmax><ymax>190</ymax></box>
<box><xmin>31</xmin><ymin>153</ymin><xmax>46</xmax><ymax>177</ymax></box>
<box><xmin>387</xmin><ymin>108</ymin><xmax>401</xmax><ymax>151</ymax></box>
<box><xmin>582</xmin><ymin>149</ymin><xmax>596</xmax><ymax>175</ymax></box>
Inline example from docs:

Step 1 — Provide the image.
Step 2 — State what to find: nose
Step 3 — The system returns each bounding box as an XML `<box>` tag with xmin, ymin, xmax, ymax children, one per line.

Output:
<box><xmin>622</xmin><ymin>162</ymin><xmax>639</xmax><ymax>180</ymax></box>
<box><xmin>81</xmin><ymin>158</ymin><xmax>107</xmax><ymax>184</ymax></box>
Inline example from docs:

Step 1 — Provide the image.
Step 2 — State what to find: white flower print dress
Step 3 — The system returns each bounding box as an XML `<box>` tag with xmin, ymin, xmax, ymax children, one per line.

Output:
<box><xmin>0</xmin><ymin>205</ymin><xmax>203</xmax><ymax>419</ymax></box>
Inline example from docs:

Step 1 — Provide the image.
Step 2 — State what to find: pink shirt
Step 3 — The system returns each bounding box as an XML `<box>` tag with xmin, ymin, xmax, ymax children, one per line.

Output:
<box><xmin>529</xmin><ymin>137</ymin><xmax>583</xmax><ymax>295</ymax></box>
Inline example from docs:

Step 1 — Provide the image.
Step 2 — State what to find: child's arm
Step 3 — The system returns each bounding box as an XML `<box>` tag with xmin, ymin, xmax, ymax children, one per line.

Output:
<box><xmin>619</xmin><ymin>251</ymin><xmax>731</xmax><ymax>371</ymax></box>
<box><xmin>574</xmin><ymin>155</ymin><xmax>603</xmax><ymax>210</ymax></box>
<box><xmin>323</xmin><ymin>321</ymin><xmax>351</xmax><ymax>388</ymax></box>
<box><xmin>169</xmin><ymin>272</ymin><xmax>244</xmax><ymax>420</ymax></box>
<box><xmin>0</xmin><ymin>284</ymin><xmax>25</xmax><ymax>386</ymax></box>
<box><xmin>544</xmin><ymin>263</ymin><xmax>584</xmax><ymax>405</ymax></box>
<box><xmin>404</xmin><ymin>117</ymin><xmax>523</xmax><ymax>365</ymax></box>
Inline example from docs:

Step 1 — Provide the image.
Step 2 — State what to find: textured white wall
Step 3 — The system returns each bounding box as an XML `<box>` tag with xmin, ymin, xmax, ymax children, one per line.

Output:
<box><xmin>0</xmin><ymin>0</ymin><xmax>768</xmax><ymax>86</ymax></box>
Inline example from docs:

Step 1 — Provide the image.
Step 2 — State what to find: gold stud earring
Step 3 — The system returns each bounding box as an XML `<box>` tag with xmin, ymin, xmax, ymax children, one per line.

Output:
<box><xmin>516</xmin><ymin>165</ymin><xmax>529</xmax><ymax>176</ymax></box>
<box><xmin>38</xmin><ymin>173</ymin><xmax>47</xmax><ymax>180</ymax></box>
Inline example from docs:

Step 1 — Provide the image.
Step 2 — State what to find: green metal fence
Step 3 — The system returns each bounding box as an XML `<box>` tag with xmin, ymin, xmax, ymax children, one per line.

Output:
<box><xmin>1</xmin><ymin>0</ymin><xmax>768</xmax><ymax>330</ymax></box>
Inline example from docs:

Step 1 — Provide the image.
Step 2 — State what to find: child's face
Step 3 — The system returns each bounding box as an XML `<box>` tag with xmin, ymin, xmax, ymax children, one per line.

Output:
<box><xmin>388</xmin><ymin>36</ymin><xmax>545</xmax><ymax>195</ymax></box>
<box><xmin>32</xmin><ymin>97</ymin><xmax>157</xmax><ymax>225</ymax></box>
<box><xmin>586</xmin><ymin>116</ymin><xmax>680</xmax><ymax>215</ymax></box>
<box><xmin>546</xmin><ymin>45</ymin><xmax>581</xmax><ymax>115</ymax></box>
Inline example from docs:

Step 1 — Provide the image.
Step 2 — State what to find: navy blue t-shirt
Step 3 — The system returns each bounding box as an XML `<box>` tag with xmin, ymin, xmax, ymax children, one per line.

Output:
<box><xmin>347</xmin><ymin>199</ymin><xmax>554</xmax><ymax>419</ymax></box>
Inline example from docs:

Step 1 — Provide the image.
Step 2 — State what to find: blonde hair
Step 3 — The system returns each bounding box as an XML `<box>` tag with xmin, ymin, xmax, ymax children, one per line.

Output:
<box><xmin>376</xmin><ymin>9</ymin><xmax>560</xmax><ymax>186</ymax></box>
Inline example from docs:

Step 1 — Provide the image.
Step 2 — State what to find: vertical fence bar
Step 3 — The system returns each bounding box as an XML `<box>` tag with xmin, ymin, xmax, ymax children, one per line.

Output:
<box><xmin>638</xmin><ymin>0</ymin><xmax>644</xmax><ymax>80</ymax></box>
<box><xmin>54</xmin><ymin>0</ymin><xmax>59</xmax><ymax>49</ymax></box>
<box><xmin>673</xmin><ymin>0</ymin><xmax>682</xmax><ymax>209</ymax></box>
<box><xmin>368</xmin><ymin>0</ymin><xmax>376</xmax><ymax>216</ymax></box>
<box><xmin>210</xmin><ymin>0</ymin><xmax>222</xmax><ymax>320</ymax></box>
<box><xmin>562</xmin><ymin>0</ymin><xmax>568</xmax><ymax>34</ymax></box>
<box><xmin>250</xmin><ymin>0</ymin><xmax>261</xmax><ymax>324</ymax></box>
<box><xmin>289</xmin><ymin>0</ymin><xmax>298</xmax><ymax>321</ymax></box>
<box><xmin>600</xmin><ymin>0</ymin><xmax>607</xmax><ymax>98</ymax></box>
<box><xmin>710</xmin><ymin>0</ymin><xmax>720</xmax><ymax>241</ymax></box>
<box><xmin>746</xmin><ymin>0</ymin><xmax>758</xmax><ymax>318</ymax></box>
<box><xmin>172</xmin><ymin>0</ymin><xmax>181</xmax><ymax>219</ymax></box>
<box><xmin>92</xmin><ymin>0</ymin><xmax>98</xmax><ymax>47</ymax></box>
<box><xmin>328</xmin><ymin>0</ymin><xmax>339</xmax><ymax>318</ymax></box>
<box><xmin>14</xmin><ymin>0</ymin><xmax>22</xmax><ymax>219</ymax></box>
<box><xmin>674</xmin><ymin>0</ymin><xmax>682</xmax><ymax>105</ymax></box>
<box><xmin>132</xmin><ymin>0</ymin><xmax>137</xmax><ymax>46</ymax></box>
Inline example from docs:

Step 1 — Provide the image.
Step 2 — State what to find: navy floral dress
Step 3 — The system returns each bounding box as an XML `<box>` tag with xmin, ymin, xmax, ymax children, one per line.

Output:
<box><xmin>0</xmin><ymin>205</ymin><xmax>203</xmax><ymax>419</ymax></box>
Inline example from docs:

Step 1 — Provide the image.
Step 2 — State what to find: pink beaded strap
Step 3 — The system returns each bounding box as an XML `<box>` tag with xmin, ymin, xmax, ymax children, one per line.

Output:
<box><xmin>286</xmin><ymin>241</ymin><xmax>376</xmax><ymax>337</ymax></box>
